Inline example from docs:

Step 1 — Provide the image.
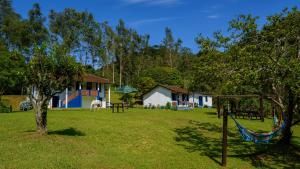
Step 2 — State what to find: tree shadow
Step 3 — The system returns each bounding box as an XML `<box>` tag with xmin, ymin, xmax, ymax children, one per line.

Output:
<box><xmin>204</xmin><ymin>111</ymin><xmax>218</xmax><ymax>116</ymax></box>
<box><xmin>48</xmin><ymin>127</ymin><xmax>85</xmax><ymax>136</ymax></box>
<box><xmin>174</xmin><ymin>120</ymin><xmax>300</xmax><ymax>168</ymax></box>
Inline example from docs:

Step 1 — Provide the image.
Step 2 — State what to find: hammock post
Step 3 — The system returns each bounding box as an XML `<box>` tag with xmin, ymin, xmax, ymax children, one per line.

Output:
<box><xmin>222</xmin><ymin>109</ymin><xmax>228</xmax><ymax>167</ymax></box>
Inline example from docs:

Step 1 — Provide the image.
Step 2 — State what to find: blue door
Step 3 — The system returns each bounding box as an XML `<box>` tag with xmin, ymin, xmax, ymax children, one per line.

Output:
<box><xmin>198</xmin><ymin>96</ymin><xmax>203</xmax><ymax>107</ymax></box>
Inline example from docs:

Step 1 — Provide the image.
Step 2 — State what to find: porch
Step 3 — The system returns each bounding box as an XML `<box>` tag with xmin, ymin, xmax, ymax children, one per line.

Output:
<box><xmin>49</xmin><ymin>74</ymin><xmax>111</xmax><ymax>109</ymax></box>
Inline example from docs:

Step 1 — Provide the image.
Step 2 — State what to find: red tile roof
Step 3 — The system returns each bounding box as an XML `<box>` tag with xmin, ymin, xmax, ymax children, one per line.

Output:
<box><xmin>160</xmin><ymin>85</ymin><xmax>189</xmax><ymax>94</ymax></box>
<box><xmin>82</xmin><ymin>74</ymin><xmax>110</xmax><ymax>84</ymax></box>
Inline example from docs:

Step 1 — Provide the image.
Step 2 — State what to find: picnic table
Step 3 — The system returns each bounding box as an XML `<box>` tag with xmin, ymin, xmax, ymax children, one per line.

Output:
<box><xmin>111</xmin><ymin>102</ymin><xmax>129</xmax><ymax>113</ymax></box>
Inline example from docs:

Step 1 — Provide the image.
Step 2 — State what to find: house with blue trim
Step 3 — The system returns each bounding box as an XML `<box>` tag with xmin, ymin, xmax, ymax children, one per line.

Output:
<box><xmin>49</xmin><ymin>74</ymin><xmax>111</xmax><ymax>109</ymax></box>
<box><xmin>142</xmin><ymin>84</ymin><xmax>212</xmax><ymax>108</ymax></box>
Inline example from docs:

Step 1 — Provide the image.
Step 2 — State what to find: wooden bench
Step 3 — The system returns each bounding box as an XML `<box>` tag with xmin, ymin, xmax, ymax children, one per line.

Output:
<box><xmin>111</xmin><ymin>103</ymin><xmax>129</xmax><ymax>113</ymax></box>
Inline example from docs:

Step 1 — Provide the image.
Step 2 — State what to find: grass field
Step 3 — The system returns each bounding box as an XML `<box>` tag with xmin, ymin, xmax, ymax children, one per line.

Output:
<box><xmin>0</xmin><ymin>108</ymin><xmax>299</xmax><ymax>169</ymax></box>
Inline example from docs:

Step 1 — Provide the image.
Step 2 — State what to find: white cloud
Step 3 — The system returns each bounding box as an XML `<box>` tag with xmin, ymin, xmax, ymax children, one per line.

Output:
<box><xmin>207</xmin><ymin>14</ymin><xmax>220</xmax><ymax>19</ymax></box>
<box><xmin>122</xmin><ymin>0</ymin><xmax>182</xmax><ymax>6</ymax></box>
<box><xmin>129</xmin><ymin>17</ymin><xmax>183</xmax><ymax>27</ymax></box>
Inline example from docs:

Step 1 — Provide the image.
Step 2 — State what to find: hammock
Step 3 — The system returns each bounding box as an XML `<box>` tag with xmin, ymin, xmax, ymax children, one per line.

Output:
<box><xmin>229</xmin><ymin>113</ymin><xmax>285</xmax><ymax>144</ymax></box>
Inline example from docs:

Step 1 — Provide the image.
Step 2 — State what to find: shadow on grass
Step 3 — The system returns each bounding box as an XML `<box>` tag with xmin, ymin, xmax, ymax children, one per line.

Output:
<box><xmin>204</xmin><ymin>111</ymin><xmax>218</xmax><ymax>116</ymax></box>
<box><xmin>48</xmin><ymin>127</ymin><xmax>85</xmax><ymax>136</ymax></box>
<box><xmin>174</xmin><ymin>120</ymin><xmax>300</xmax><ymax>168</ymax></box>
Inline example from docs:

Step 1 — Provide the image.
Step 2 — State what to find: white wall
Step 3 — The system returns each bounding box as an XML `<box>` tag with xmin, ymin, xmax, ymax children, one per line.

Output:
<box><xmin>203</xmin><ymin>96</ymin><xmax>213</xmax><ymax>107</ymax></box>
<box><xmin>143</xmin><ymin>86</ymin><xmax>172</xmax><ymax>107</ymax></box>
<box><xmin>189</xmin><ymin>93</ymin><xmax>213</xmax><ymax>108</ymax></box>
<box><xmin>99</xmin><ymin>83</ymin><xmax>106</xmax><ymax>108</ymax></box>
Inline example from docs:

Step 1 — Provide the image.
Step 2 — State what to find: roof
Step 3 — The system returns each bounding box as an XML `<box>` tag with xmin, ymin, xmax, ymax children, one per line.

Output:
<box><xmin>143</xmin><ymin>84</ymin><xmax>189</xmax><ymax>96</ymax></box>
<box><xmin>82</xmin><ymin>74</ymin><xmax>110</xmax><ymax>84</ymax></box>
<box><xmin>160</xmin><ymin>85</ymin><xmax>189</xmax><ymax>94</ymax></box>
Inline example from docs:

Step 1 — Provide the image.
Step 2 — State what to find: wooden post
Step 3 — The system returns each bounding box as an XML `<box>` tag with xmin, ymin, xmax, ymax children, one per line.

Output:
<box><xmin>217</xmin><ymin>96</ymin><xmax>221</xmax><ymax>118</ymax></box>
<box><xmin>117</xmin><ymin>104</ymin><xmax>119</xmax><ymax>113</ymax></box>
<box><xmin>222</xmin><ymin>108</ymin><xmax>228</xmax><ymax>167</ymax></box>
<box><xmin>259</xmin><ymin>96</ymin><xmax>264</xmax><ymax>122</ymax></box>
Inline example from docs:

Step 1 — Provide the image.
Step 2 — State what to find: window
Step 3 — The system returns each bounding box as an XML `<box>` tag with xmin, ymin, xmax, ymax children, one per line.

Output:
<box><xmin>205</xmin><ymin>96</ymin><xmax>208</xmax><ymax>102</ymax></box>
<box><xmin>75</xmin><ymin>82</ymin><xmax>80</xmax><ymax>90</ymax></box>
<box><xmin>172</xmin><ymin>93</ymin><xmax>177</xmax><ymax>101</ymax></box>
<box><xmin>86</xmin><ymin>82</ymin><xmax>92</xmax><ymax>90</ymax></box>
<box><xmin>182</xmin><ymin>94</ymin><xmax>189</xmax><ymax>101</ymax></box>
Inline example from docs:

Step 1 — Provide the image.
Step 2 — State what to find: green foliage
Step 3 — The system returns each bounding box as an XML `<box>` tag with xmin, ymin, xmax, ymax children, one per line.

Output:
<box><xmin>49</xmin><ymin>8</ymin><xmax>104</xmax><ymax>66</ymax></box>
<box><xmin>166</xmin><ymin>102</ymin><xmax>171</xmax><ymax>109</ymax></box>
<box><xmin>142</xmin><ymin>67</ymin><xmax>183</xmax><ymax>86</ymax></box>
<box><xmin>0</xmin><ymin>43</ymin><xmax>25</xmax><ymax>97</ymax></box>
<box><xmin>26</xmin><ymin>43</ymin><xmax>83</xmax><ymax>99</ymax></box>
<box><xmin>134</xmin><ymin>77</ymin><xmax>156</xmax><ymax>96</ymax></box>
<box><xmin>0</xmin><ymin>100</ymin><xmax>11</xmax><ymax>113</ymax></box>
<box><xmin>192</xmin><ymin>8</ymin><xmax>300</xmax><ymax>144</ymax></box>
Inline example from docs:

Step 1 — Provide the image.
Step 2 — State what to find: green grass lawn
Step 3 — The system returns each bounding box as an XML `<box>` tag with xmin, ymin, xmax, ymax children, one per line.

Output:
<box><xmin>0</xmin><ymin>108</ymin><xmax>299</xmax><ymax>169</ymax></box>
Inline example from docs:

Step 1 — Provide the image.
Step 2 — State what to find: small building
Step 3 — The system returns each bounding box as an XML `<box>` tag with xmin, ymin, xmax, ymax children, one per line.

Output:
<box><xmin>49</xmin><ymin>74</ymin><xmax>111</xmax><ymax>109</ymax></box>
<box><xmin>189</xmin><ymin>92</ymin><xmax>213</xmax><ymax>108</ymax></box>
<box><xmin>142</xmin><ymin>84</ymin><xmax>213</xmax><ymax>108</ymax></box>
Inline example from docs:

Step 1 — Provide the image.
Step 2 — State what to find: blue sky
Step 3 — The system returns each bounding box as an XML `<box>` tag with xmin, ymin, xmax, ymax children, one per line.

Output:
<box><xmin>13</xmin><ymin>0</ymin><xmax>300</xmax><ymax>52</ymax></box>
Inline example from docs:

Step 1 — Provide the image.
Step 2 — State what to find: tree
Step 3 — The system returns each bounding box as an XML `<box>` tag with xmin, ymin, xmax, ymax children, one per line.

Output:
<box><xmin>26</xmin><ymin>3</ymin><xmax>48</xmax><ymax>46</ymax></box>
<box><xmin>26</xmin><ymin>44</ymin><xmax>82</xmax><ymax>134</ymax></box>
<box><xmin>49</xmin><ymin>8</ymin><xmax>104</xmax><ymax>67</ymax></box>
<box><xmin>0</xmin><ymin>42</ymin><xmax>25</xmax><ymax>99</ymax></box>
<box><xmin>192</xmin><ymin>8</ymin><xmax>300</xmax><ymax>145</ymax></box>
<box><xmin>134</xmin><ymin>76</ymin><xmax>156</xmax><ymax>96</ymax></box>
<box><xmin>142</xmin><ymin>66</ymin><xmax>183</xmax><ymax>86</ymax></box>
<box><xmin>161</xmin><ymin>27</ymin><xmax>182</xmax><ymax>68</ymax></box>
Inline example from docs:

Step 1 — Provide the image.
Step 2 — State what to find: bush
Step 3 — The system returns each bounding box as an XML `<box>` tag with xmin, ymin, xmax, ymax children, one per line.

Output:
<box><xmin>171</xmin><ymin>106</ymin><xmax>178</xmax><ymax>111</ymax></box>
<box><xmin>166</xmin><ymin>102</ymin><xmax>171</xmax><ymax>109</ymax></box>
<box><xmin>19</xmin><ymin>100</ymin><xmax>33</xmax><ymax>111</ymax></box>
<box><xmin>0</xmin><ymin>101</ymin><xmax>12</xmax><ymax>113</ymax></box>
<box><xmin>203</xmin><ymin>105</ymin><xmax>208</xmax><ymax>108</ymax></box>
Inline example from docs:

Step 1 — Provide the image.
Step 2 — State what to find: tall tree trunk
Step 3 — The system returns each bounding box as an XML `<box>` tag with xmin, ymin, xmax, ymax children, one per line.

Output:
<box><xmin>169</xmin><ymin>51</ymin><xmax>173</xmax><ymax>68</ymax></box>
<box><xmin>280</xmin><ymin>89</ymin><xmax>295</xmax><ymax>145</ymax></box>
<box><xmin>35</xmin><ymin>100</ymin><xmax>48</xmax><ymax>134</ymax></box>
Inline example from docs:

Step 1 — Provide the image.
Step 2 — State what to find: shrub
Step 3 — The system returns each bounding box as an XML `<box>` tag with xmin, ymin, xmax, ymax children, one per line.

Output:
<box><xmin>0</xmin><ymin>101</ymin><xmax>11</xmax><ymax>113</ymax></box>
<box><xmin>166</xmin><ymin>102</ymin><xmax>171</xmax><ymax>109</ymax></box>
<box><xmin>203</xmin><ymin>105</ymin><xmax>208</xmax><ymax>108</ymax></box>
<box><xmin>171</xmin><ymin>106</ymin><xmax>178</xmax><ymax>111</ymax></box>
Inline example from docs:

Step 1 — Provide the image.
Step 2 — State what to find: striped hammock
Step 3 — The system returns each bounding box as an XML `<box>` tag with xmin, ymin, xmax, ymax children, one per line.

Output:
<box><xmin>229</xmin><ymin>113</ymin><xmax>285</xmax><ymax>144</ymax></box>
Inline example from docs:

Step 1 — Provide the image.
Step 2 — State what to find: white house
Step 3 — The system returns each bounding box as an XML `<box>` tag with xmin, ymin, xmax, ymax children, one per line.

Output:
<box><xmin>142</xmin><ymin>85</ymin><xmax>213</xmax><ymax>108</ymax></box>
<box><xmin>189</xmin><ymin>92</ymin><xmax>213</xmax><ymax>108</ymax></box>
